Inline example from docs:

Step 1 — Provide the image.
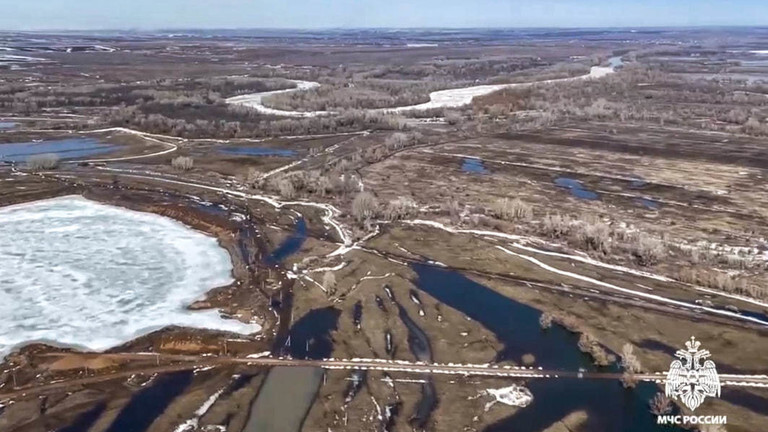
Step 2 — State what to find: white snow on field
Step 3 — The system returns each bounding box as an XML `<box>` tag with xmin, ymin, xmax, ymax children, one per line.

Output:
<box><xmin>225</xmin><ymin>80</ymin><xmax>331</xmax><ymax>117</ymax></box>
<box><xmin>0</xmin><ymin>54</ymin><xmax>45</xmax><ymax>63</ymax></box>
<box><xmin>0</xmin><ymin>196</ymin><xmax>259</xmax><ymax>358</ymax></box>
<box><xmin>484</xmin><ymin>385</ymin><xmax>533</xmax><ymax>410</ymax></box>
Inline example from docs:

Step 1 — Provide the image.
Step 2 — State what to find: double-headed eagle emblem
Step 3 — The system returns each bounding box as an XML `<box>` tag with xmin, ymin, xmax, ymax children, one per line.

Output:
<box><xmin>665</xmin><ymin>337</ymin><xmax>721</xmax><ymax>411</ymax></box>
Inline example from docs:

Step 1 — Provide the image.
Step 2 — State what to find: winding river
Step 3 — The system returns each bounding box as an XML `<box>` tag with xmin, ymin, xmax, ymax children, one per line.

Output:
<box><xmin>226</xmin><ymin>60</ymin><xmax>619</xmax><ymax>117</ymax></box>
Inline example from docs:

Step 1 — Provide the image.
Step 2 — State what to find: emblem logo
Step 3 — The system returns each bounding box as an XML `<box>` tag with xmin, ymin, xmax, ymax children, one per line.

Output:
<box><xmin>665</xmin><ymin>337</ymin><xmax>721</xmax><ymax>411</ymax></box>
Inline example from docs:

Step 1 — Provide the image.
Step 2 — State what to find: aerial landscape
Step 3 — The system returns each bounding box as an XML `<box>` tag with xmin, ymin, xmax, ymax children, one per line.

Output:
<box><xmin>1</xmin><ymin>2</ymin><xmax>768</xmax><ymax>432</ymax></box>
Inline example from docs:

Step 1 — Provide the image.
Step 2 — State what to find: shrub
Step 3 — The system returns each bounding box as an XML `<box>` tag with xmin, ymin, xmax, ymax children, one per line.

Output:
<box><xmin>276</xmin><ymin>178</ymin><xmax>296</xmax><ymax>199</ymax></box>
<box><xmin>577</xmin><ymin>332</ymin><xmax>615</xmax><ymax>366</ymax></box>
<box><xmin>490</xmin><ymin>198</ymin><xmax>533</xmax><ymax>221</ymax></box>
<box><xmin>27</xmin><ymin>153</ymin><xmax>60</xmax><ymax>170</ymax></box>
<box><xmin>322</xmin><ymin>271</ymin><xmax>337</xmax><ymax>293</ymax></box>
<box><xmin>539</xmin><ymin>313</ymin><xmax>553</xmax><ymax>329</ymax></box>
<box><xmin>574</xmin><ymin>220</ymin><xmax>611</xmax><ymax>254</ymax></box>
<box><xmin>445</xmin><ymin>111</ymin><xmax>462</xmax><ymax>125</ymax></box>
<box><xmin>541</xmin><ymin>214</ymin><xmax>572</xmax><ymax>238</ymax></box>
<box><xmin>631</xmin><ymin>236</ymin><xmax>665</xmax><ymax>266</ymax></box>
<box><xmin>649</xmin><ymin>393</ymin><xmax>672</xmax><ymax>416</ymax></box>
<box><xmin>443</xmin><ymin>200</ymin><xmax>462</xmax><ymax>224</ymax></box>
<box><xmin>621</xmin><ymin>343</ymin><xmax>642</xmax><ymax>373</ymax></box>
<box><xmin>384</xmin><ymin>196</ymin><xmax>419</xmax><ymax>221</ymax></box>
<box><xmin>171</xmin><ymin>156</ymin><xmax>194</xmax><ymax>171</ymax></box>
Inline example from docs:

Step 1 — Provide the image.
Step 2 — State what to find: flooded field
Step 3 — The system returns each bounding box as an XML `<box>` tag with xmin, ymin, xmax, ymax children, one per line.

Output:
<box><xmin>0</xmin><ymin>137</ymin><xmax>120</xmax><ymax>162</ymax></box>
<box><xmin>411</xmin><ymin>264</ymin><xmax>682</xmax><ymax>432</ymax></box>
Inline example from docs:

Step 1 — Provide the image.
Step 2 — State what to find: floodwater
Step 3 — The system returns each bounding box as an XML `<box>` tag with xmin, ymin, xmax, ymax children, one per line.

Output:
<box><xmin>56</xmin><ymin>402</ymin><xmax>107</xmax><ymax>432</ymax></box>
<box><xmin>221</xmin><ymin>147</ymin><xmax>297</xmax><ymax>157</ymax></box>
<box><xmin>0</xmin><ymin>138</ymin><xmax>119</xmax><ymax>162</ymax></box>
<box><xmin>637</xmin><ymin>197</ymin><xmax>661</xmax><ymax>210</ymax></box>
<box><xmin>105</xmin><ymin>371</ymin><xmax>193</xmax><ymax>432</ymax></box>
<box><xmin>608</xmin><ymin>56</ymin><xmax>624</xmax><ymax>68</ymax></box>
<box><xmin>389</xmin><ymin>286</ymin><xmax>438</xmax><ymax>427</ymax></box>
<box><xmin>410</xmin><ymin>264</ymin><xmax>685</xmax><ymax>432</ymax></box>
<box><xmin>461</xmin><ymin>157</ymin><xmax>490</xmax><ymax>174</ymax></box>
<box><xmin>554</xmin><ymin>177</ymin><xmax>600</xmax><ymax>200</ymax></box>
<box><xmin>266</xmin><ymin>218</ymin><xmax>307</xmax><ymax>264</ymax></box>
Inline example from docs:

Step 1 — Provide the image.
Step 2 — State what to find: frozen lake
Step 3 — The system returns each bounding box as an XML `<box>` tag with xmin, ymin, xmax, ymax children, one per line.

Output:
<box><xmin>0</xmin><ymin>196</ymin><xmax>259</xmax><ymax>358</ymax></box>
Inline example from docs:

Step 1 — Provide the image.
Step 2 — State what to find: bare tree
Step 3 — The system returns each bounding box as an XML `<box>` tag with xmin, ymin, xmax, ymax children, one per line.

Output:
<box><xmin>171</xmin><ymin>156</ymin><xmax>194</xmax><ymax>171</ymax></box>
<box><xmin>276</xmin><ymin>178</ymin><xmax>296</xmax><ymax>199</ymax></box>
<box><xmin>631</xmin><ymin>236</ymin><xmax>665</xmax><ymax>266</ymax></box>
<box><xmin>539</xmin><ymin>312</ymin><xmax>553</xmax><ymax>329</ymax></box>
<box><xmin>26</xmin><ymin>153</ymin><xmax>60</xmax><ymax>171</ymax></box>
<box><xmin>490</xmin><ymin>198</ymin><xmax>533</xmax><ymax>221</ymax></box>
<box><xmin>621</xmin><ymin>343</ymin><xmax>642</xmax><ymax>388</ymax></box>
<box><xmin>352</xmin><ymin>192</ymin><xmax>379</xmax><ymax>225</ymax></box>
<box><xmin>384</xmin><ymin>196</ymin><xmax>419</xmax><ymax>221</ymax></box>
<box><xmin>322</xmin><ymin>271</ymin><xmax>337</xmax><ymax>294</ymax></box>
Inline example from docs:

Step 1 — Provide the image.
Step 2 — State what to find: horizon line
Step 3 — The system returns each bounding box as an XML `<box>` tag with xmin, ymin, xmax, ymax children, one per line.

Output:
<box><xmin>2</xmin><ymin>24</ymin><xmax>768</xmax><ymax>34</ymax></box>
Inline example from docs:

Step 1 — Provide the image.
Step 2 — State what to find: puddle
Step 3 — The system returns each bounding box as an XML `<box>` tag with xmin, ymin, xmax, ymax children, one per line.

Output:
<box><xmin>0</xmin><ymin>122</ymin><xmax>16</xmax><ymax>129</ymax></box>
<box><xmin>105</xmin><ymin>371</ymin><xmax>193</xmax><ymax>432</ymax></box>
<box><xmin>462</xmin><ymin>158</ymin><xmax>489</xmax><ymax>174</ymax></box>
<box><xmin>0</xmin><ymin>138</ymin><xmax>119</xmax><ymax>162</ymax></box>
<box><xmin>266</xmin><ymin>218</ymin><xmax>307</xmax><ymax>265</ymax></box>
<box><xmin>637</xmin><ymin>197</ymin><xmax>661</xmax><ymax>210</ymax></box>
<box><xmin>554</xmin><ymin>177</ymin><xmax>600</xmax><ymax>200</ymax></box>
<box><xmin>410</xmin><ymin>264</ymin><xmax>684</xmax><ymax>432</ymax></box>
<box><xmin>221</xmin><ymin>147</ymin><xmax>297</xmax><ymax>157</ymax></box>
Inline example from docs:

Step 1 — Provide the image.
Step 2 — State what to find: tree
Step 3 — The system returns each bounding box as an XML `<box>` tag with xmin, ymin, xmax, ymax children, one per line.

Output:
<box><xmin>27</xmin><ymin>153</ymin><xmax>60</xmax><ymax>171</ymax></box>
<box><xmin>621</xmin><ymin>343</ymin><xmax>642</xmax><ymax>388</ymax></box>
<box><xmin>322</xmin><ymin>271</ymin><xmax>337</xmax><ymax>294</ymax></box>
<box><xmin>352</xmin><ymin>192</ymin><xmax>379</xmax><ymax>224</ymax></box>
<box><xmin>171</xmin><ymin>156</ymin><xmax>194</xmax><ymax>171</ymax></box>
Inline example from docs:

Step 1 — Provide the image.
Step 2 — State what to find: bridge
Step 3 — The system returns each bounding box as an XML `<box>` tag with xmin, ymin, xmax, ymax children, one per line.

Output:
<box><xmin>2</xmin><ymin>353</ymin><xmax>768</xmax><ymax>400</ymax></box>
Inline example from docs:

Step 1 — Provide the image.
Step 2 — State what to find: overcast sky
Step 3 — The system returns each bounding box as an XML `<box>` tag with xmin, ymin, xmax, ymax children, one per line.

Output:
<box><xmin>1</xmin><ymin>0</ymin><xmax>766</xmax><ymax>30</ymax></box>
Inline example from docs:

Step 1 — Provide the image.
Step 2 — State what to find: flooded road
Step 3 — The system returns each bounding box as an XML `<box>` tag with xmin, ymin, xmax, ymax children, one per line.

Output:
<box><xmin>243</xmin><ymin>366</ymin><xmax>324</xmax><ymax>432</ymax></box>
<box><xmin>248</xmin><ymin>307</ymin><xmax>339</xmax><ymax>432</ymax></box>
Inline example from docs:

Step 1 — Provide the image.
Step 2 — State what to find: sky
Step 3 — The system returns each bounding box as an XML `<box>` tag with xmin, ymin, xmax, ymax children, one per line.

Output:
<box><xmin>0</xmin><ymin>0</ymin><xmax>766</xmax><ymax>30</ymax></box>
